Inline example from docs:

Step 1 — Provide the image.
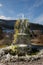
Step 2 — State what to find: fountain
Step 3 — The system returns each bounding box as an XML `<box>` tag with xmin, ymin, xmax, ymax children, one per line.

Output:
<box><xmin>9</xmin><ymin>15</ymin><xmax>31</xmax><ymax>55</ymax></box>
<box><xmin>13</xmin><ymin>18</ymin><xmax>31</xmax><ymax>46</ymax></box>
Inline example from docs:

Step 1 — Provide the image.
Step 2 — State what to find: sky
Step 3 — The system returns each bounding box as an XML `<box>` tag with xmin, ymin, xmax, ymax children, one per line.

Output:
<box><xmin>0</xmin><ymin>0</ymin><xmax>43</xmax><ymax>24</ymax></box>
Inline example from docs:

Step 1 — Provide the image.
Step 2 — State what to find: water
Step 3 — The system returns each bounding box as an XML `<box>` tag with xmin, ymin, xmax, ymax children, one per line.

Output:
<box><xmin>3</xmin><ymin>29</ymin><xmax>14</xmax><ymax>33</ymax></box>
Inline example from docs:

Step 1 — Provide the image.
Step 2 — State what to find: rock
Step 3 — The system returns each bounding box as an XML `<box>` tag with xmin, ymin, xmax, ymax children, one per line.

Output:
<box><xmin>26</xmin><ymin>55</ymin><xmax>31</xmax><ymax>61</ymax></box>
<box><xmin>0</xmin><ymin>63</ymin><xmax>5</xmax><ymax>65</ymax></box>
<box><xmin>11</xmin><ymin>56</ymin><xmax>17</xmax><ymax>62</ymax></box>
<box><xmin>0</xmin><ymin>50</ymin><xmax>5</xmax><ymax>57</ymax></box>
<box><xmin>5</xmin><ymin>53</ymin><xmax>11</xmax><ymax>62</ymax></box>
<box><xmin>0</xmin><ymin>53</ymin><xmax>11</xmax><ymax>63</ymax></box>
<box><xmin>0</xmin><ymin>47</ymin><xmax>43</xmax><ymax>63</ymax></box>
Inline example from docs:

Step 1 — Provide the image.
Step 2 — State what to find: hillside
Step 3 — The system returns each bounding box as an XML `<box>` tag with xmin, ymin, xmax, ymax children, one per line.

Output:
<box><xmin>0</xmin><ymin>19</ymin><xmax>43</xmax><ymax>30</ymax></box>
<box><xmin>0</xmin><ymin>19</ymin><xmax>43</xmax><ymax>45</ymax></box>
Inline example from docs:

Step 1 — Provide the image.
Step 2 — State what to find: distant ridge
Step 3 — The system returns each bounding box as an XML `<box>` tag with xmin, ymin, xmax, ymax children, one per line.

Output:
<box><xmin>0</xmin><ymin>19</ymin><xmax>43</xmax><ymax>30</ymax></box>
